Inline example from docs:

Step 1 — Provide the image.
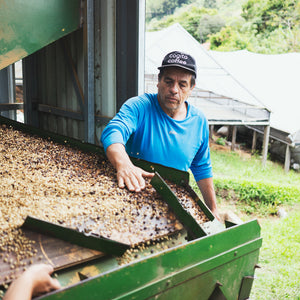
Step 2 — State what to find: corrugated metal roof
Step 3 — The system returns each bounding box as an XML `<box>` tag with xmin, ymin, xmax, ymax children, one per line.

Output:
<box><xmin>209</xmin><ymin>50</ymin><xmax>300</xmax><ymax>137</ymax></box>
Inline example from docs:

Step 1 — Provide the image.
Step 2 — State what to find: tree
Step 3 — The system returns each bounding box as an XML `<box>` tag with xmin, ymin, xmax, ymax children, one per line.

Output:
<box><xmin>209</xmin><ymin>26</ymin><xmax>248</xmax><ymax>50</ymax></box>
<box><xmin>147</xmin><ymin>3</ymin><xmax>217</xmax><ymax>42</ymax></box>
<box><xmin>242</xmin><ymin>0</ymin><xmax>300</xmax><ymax>34</ymax></box>
<box><xmin>204</xmin><ymin>0</ymin><xmax>217</xmax><ymax>9</ymax></box>
<box><xmin>198</xmin><ymin>14</ymin><xmax>225</xmax><ymax>42</ymax></box>
<box><xmin>209</xmin><ymin>0</ymin><xmax>300</xmax><ymax>53</ymax></box>
<box><xmin>147</xmin><ymin>0</ymin><xmax>300</xmax><ymax>53</ymax></box>
<box><xmin>146</xmin><ymin>0</ymin><xmax>193</xmax><ymax>22</ymax></box>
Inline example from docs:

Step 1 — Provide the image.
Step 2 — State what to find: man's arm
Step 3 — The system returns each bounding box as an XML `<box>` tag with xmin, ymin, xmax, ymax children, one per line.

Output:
<box><xmin>106</xmin><ymin>143</ymin><xmax>154</xmax><ymax>192</ymax></box>
<box><xmin>197</xmin><ymin>177</ymin><xmax>220</xmax><ymax>221</ymax></box>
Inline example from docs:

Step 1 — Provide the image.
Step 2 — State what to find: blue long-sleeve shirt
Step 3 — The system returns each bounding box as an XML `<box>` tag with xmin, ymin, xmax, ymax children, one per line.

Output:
<box><xmin>101</xmin><ymin>93</ymin><xmax>212</xmax><ymax>181</ymax></box>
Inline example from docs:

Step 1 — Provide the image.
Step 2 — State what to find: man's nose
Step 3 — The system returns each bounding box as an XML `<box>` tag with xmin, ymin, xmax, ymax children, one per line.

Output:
<box><xmin>170</xmin><ymin>83</ymin><xmax>179</xmax><ymax>94</ymax></box>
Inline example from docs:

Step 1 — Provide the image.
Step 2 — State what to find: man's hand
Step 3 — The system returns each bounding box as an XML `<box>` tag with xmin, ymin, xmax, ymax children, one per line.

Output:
<box><xmin>117</xmin><ymin>164</ymin><xmax>154</xmax><ymax>192</ymax></box>
<box><xmin>106</xmin><ymin>143</ymin><xmax>154</xmax><ymax>192</ymax></box>
<box><xmin>3</xmin><ymin>264</ymin><xmax>61</xmax><ymax>300</ymax></box>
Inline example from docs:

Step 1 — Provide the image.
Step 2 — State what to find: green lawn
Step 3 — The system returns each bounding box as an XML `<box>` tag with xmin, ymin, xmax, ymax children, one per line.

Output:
<box><xmin>251</xmin><ymin>208</ymin><xmax>300</xmax><ymax>299</ymax></box>
<box><xmin>210</xmin><ymin>149</ymin><xmax>300</xmax><ymax>187</ymax></box>
<box><xmin>192</xmin><ymin>147</ymin><xmax>300</xmax><ymax>299</ymax></box>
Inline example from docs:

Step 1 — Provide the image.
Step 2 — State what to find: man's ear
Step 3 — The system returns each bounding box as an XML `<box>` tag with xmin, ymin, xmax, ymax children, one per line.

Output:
<box><xmin>187</xmin><ymin>83</ymin><xmax>195</xmax><ymax>98</ymax></box>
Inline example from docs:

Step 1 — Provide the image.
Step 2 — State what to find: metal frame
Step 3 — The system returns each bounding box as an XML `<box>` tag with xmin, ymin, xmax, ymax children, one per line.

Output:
<box><xmin>116</xmin><ymin>0</ymin><xmax>141</xmax><ymax>110</ymax></box>
<box><xmin>0</xmin><ymin>65</ymin><xmax>16</xmax><ymax>120</ymax></box>
<box><xmin>23</xmin><ymin>54</ymin><xmax>39</xmax><ymax>126</ymax></box>
<box><xmin>84</xmin><ymin>0</ymin><xmax>95</xmax><ymax>143</ymax></box>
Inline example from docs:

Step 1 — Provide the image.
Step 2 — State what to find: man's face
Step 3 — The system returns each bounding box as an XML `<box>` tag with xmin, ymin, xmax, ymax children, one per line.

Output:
<box><xmin>157</xmin><ymin>67</ymin><xmax>194</xmax><ymax>118</ymax></box>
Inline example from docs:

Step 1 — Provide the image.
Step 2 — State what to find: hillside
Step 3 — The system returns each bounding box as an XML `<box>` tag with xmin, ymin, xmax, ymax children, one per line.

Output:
<box><xmin>146</xmin><ymin>0</ymin><xmax>300</xmax><ymax>53</ymax></box>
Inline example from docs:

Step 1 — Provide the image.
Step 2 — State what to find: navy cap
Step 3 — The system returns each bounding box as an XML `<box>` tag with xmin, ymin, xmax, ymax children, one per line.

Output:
<box><xmin>158</xmin><ymin>51</ymin><xmax>197</xmax><ymax>78</ymax></box>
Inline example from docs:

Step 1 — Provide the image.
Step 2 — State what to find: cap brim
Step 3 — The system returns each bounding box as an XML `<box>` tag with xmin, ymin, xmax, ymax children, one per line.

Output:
<box><xmin>158</xmin><ymin>64</ymin><xmax>197</xmax><ymax>78</ymax></box>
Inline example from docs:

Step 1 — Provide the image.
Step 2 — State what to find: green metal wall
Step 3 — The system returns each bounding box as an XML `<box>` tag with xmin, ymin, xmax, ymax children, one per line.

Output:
<box><xmin>0</xmin><ymin>0</ymin><xmax>81</xmax><ymax>70</ymax></box>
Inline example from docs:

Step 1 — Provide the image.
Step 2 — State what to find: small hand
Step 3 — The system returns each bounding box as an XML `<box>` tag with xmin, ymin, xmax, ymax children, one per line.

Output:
<box><xmin>211</xmin><ymin>207</ymin><xmax>221</xmax><ymax>222</ymax></box>
<box><xmin>29</xmin><ymin>264</ymin><xmax>61</xmax><ymax>297</ymax></box>
<box><xmin>3</xmin><ymin>264</ymin><xmax>61</xmax><ymax>300</ymax></box>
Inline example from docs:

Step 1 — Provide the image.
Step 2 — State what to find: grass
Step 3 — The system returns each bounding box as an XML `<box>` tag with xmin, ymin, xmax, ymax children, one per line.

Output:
<box><xmin>190</xmin><ymin>145</ymin><xmax>300</xmax><ymax>299</ymax></box>
<box><xmin>210</xmin><ymin>149</ymin><xmax>300</xmax><ymax>187</ymax></box>
<box><xmin>210</xmin><ymin>148</ymin><xmax>300</xmax><ymax>216</ymax></box>
<box><xmin>251</xmin><ymin>208</ymin><xmax>300</xmax><ymax>300</ymax></box>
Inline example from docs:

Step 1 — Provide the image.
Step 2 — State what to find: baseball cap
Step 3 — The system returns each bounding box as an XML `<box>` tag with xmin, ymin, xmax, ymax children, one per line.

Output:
<box><xmin>158</xmin><ymin>51</ymin><xmax>197</xmax><ymax>78</ymax></box>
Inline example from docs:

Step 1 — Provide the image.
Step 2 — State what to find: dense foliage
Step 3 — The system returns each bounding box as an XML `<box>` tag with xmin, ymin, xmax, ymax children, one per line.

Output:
<box><xmin>146</xmin><ymin>0</ymin><xmax>193</xmax><ymax>22</ymax></box>
<box><xmin>146</xmin><ymin>0</ymin><xmax>300</xmax><ymax>53</ymax></box>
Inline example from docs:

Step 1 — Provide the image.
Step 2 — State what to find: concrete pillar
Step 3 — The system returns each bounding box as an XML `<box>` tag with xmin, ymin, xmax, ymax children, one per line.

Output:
<box><xmin>262</xmin><ymin>125</ymin><xmax>270</xmax><ymax>167</ymax></box>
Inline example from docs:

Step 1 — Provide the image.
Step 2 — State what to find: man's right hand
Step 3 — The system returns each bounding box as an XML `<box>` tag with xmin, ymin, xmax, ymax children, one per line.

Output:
<box><xmin>106</xmin><ymin>143</ymin><xmax>154</xmax><ymax>192</ymax></box>
<box><xmin>117</xmin><ymin>163</ymin><xmax>154</xmax><ymax>192</ymax></box>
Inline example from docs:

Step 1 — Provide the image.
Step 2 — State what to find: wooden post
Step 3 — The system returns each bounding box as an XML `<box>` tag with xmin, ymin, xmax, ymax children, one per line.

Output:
<box><xmin>231</xmin><ymin>125</ymin><xmax>237</xmax><ymax>151</ymax></box>
<box><xmin>209</xmin><ymin>125</ymin><xmax>214</xmax><ymax>140</ymax></box>
<box><xmin>262</xmin><ymin>125</ymin><xmax>270</xmax><ymax>167</ymax></box>
<box><xmin>252</xmin><ymin>130</ymin><xmax>257</xmax><ymax>153</ymax></box>
<box><xmin>284</xmin><ymin>144</ymin><xmax>291</xmax><ymax>173</ymax></box>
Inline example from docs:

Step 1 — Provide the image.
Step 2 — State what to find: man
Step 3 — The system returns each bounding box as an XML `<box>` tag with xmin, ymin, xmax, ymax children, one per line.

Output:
<box><xmin>101</xmin><ymin>51</ymin><xmax>219</xmax><ymax>219</ymax></box>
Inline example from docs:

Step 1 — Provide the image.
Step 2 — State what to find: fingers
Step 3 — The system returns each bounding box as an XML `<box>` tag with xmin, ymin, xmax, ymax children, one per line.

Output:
<box><xmin>124</xmin><ymin>175</ymin><xmax>142</xmax><ymax>192</ymax></box>
<box><xmin>50</xmin><ymin>278</ymin><xmax>61</xmax><ymax>291</ymax></box>
<box><xmin>117</xmin><ymin>175</ymin><xmax>125</xmax><ymax>189</ymax></box>
<box><xmin>134</xmin><ymin>171</ymin><xmax>155</xmax><ymax>191</ymax></box>
<box><xmin>44</xmin><ymin>264</ymin><xmax>54</xmax><ymax>275</ymax></box>
<box><xmin>142</xmin><ymin>170</ymin><xmax>155</xmax><ymax>179</ymax></box>
<box><xmin>33</xmin><ymin>265</ymin><xmax>60</xmax><ymax>291</ymax></box>
<box><xmin>117</xmin><ymin>167</ymin><xmax>154</xmax><ymax>192</ymax></box>
<box><xmin>211</xmin><ymin>208</ymin><xmax>221</xmax><ymax>222</ymax></box>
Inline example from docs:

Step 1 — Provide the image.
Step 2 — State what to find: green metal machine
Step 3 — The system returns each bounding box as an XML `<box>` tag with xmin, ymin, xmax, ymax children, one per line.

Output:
<box><xmin>0</xmin><ymin>116</ymin><xmax>262</xmax><ymax>300</ymax></box>
<box><xmin>41</xmin><ymin>221</ymin><xmax>261</xmax><ymax>300</ymax></box>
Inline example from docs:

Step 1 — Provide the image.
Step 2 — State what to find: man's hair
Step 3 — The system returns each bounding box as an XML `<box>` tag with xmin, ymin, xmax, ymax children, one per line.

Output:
<box><xmin>158</xmin><ymin>68</ymin><xmax>196</xmax><ymax>87</ymax></box>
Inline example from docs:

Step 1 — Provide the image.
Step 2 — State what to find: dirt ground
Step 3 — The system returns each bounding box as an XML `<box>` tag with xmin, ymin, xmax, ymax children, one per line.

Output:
<box><xmin>209</xmin><ymin>138</ymin><xmax>253</xmax><ymax>159</ymax></box>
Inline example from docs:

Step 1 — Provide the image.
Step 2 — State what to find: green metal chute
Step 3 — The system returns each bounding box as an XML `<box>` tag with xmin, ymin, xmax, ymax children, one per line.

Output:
<box><xmin>0</xmin><ymin>0</ymin><xmax>81</xmax><ymax>70</ymax></box>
